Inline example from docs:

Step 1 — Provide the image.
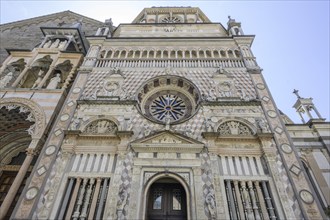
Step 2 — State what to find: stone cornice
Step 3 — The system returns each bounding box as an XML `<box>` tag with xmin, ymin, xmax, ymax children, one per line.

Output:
<box><xmin>216</xmin><ymin>135</ymin><xmax>259</xmax><ymax>142</ymax></box>
<box><xmin>215</xmin><ymin>147</ymin><xmax>262</xmax><ymax>156</ymax></box>
<box><xmin>77</xmin><ymin>99</ymin><xmax>137</xmax><ymax>105</ymax></box>
<box><xmin>131</xmin><ymin>143</ymin><xmax>204</xmax><ymax>153</ymax></box>
<box><xmin>201</xmin><ymin>100</ymin><xmax>261</xmax><ymax>106</ymax></box>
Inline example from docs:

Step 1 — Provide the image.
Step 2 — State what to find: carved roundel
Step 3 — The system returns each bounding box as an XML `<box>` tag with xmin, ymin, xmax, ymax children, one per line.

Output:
<box><xmin>104</xmin><ymin>81</ymin><xmax>119</xmax><ymax>92</ymax></box>
<box><xmin>137</xmin><ymin>76</ymin><xmax>201</xmax><ymax>125</ymax></box>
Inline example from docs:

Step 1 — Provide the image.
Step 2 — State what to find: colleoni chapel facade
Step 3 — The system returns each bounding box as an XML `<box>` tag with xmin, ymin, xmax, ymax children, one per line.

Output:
<box><xmin>0</xmin><ymin>7</ymin><xmax>329</xmax><ymax>220</ymax></box>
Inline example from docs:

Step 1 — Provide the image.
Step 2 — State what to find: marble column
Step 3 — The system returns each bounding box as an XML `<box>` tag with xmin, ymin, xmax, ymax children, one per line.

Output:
<box><xmin>254</xmin><ymin>181</ymin><xmax>269</xmax><ymax>220</ymax></box>
<box><xmin>240</xmin><ymin>181</ymin><xmax>254</xmax><ymax>220</ymax></box>
<box><xmin>247</xmin><ymin>181</ymin><xmax>261</xmax><ymax>220</ymax></box>
<box><xmin>226</xmin><ymin>180</ymin><xmax>238</xmax><ymax>220</ymax></box>
<box><xmin>57</xmin><ymin>178</ymin><xmax>75</xmax><ymax>219</ymax></box>
<box><xmin>65</xmin><ymin>178</ymin><xmax>82</xmax><ymax>220</ymax></box>
<box><xmin>233</xmin><ymin>180</ymin><xmax>246</xmax><ymax>220</ymax></box>
<box><xmin>88</xmin><ymin>178</ymin><xmax>102</xmax><ymax>220</ymax></box>
<box><xmin>80</xmin><ymin>178</ymin><xmax>95</xmax><ymax>219</ymax></box>
<box><xmin>72</xmin><ymin>178</ymin><xmax>88</xmax><ymax>220</ymax></box>
<box><xmin>261</xmin><ymin>181</ymin><xmax>276</xmax><ymax>220</ymax></box>
<box><xmin>0</xmin><ymin>148</ymin><xmax>35</xmax><ymax>220</ymax></box>
<box><xmin>95</xmin><ymin>178</ymin><xmax>108</xmax><ymax>220</ymax></box>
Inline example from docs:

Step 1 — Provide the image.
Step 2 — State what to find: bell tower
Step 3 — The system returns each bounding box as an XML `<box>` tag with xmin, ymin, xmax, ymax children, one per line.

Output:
<box><xmin>293</xmin><ymin>89</ymin><xmax>325</xmax><ymax>123</ymax></box>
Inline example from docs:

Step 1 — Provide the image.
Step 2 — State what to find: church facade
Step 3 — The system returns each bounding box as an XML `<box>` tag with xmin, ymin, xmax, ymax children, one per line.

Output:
<box><xmin>0</xmin><ymin>7</ymin><xmax>329</xmax><ymax>220</ymax></box>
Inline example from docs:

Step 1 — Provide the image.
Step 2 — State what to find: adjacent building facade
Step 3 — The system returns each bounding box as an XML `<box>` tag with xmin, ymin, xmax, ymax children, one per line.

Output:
<box><xmin>0</xmin><ymin>7</ymin><xmax>329</xmax><ymax>220</ymax></box>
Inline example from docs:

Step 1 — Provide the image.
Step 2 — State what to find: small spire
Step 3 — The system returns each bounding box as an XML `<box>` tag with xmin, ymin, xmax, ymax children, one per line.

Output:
<box><xmin>293</xmin><ymin>89</ymin><xmax>301</xmax><ymax>98</ymax></box>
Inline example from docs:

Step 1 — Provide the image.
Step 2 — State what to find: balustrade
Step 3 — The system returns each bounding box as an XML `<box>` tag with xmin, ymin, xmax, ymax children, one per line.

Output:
<box><xmin>94</xmin><ymin>58</ymin><xmax>247</xmax><ymax>69</ymax></box>
<box><xmin>225</xmin><ymin>180</ymin><xmax>278</xmax><ymax>220</ymax></box>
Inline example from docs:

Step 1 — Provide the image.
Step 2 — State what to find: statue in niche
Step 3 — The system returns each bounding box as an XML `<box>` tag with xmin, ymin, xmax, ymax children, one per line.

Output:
<box><xmin>43</xmin><ymin>40</ymin><xmax>52</xmax><ymax>48</ymax></box>
<box><xmin>0</xmin><ymin>72</ymin><xmax>13</xmax><ymax>88</ymax></box>
<box><xmin>70</xmin><ymin>117</ymin><xmax>81</xmax><ymax>130</ymax></box>
<box><xmin>50</xmin><ymin>39</ymin><xmax>60</xmax><ymax>48</ymax></box>
<box><xmin>58</xmin><ymin>40</ymin><xmax>68</xmax><ymax>50</ymax></box>
<box><xmin>205</xmin><ymin>192</ymin><xmax>216</xmax><ymax>219</ymax></box>
<box><xmin>204</xmin><ymin>118</ymin><xmax>214</xmax><ymax>132</ymax></box>
<box><xmin>31</xmin><ymin>70</ymin><xmax>44</xmax><ymax>89</ymax></box>
<box><xmin>46</xmin><ymin>73</ymin><xmax>61</xmax><ymax>89</ymax></box>
<box><xmin>256</xmin><ymin>118</ymin><xmax>269</xmax><ymax>133</ymax></box>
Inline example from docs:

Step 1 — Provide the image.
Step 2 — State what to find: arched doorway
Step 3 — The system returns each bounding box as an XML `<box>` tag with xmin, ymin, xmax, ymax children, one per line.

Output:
<box><xmin>147</xmin><ymin>177</ymin><xmax>187</xmax><ymax>220</ymax></box>
<box><xmin>0</xmin><ymin>106</ymin><xmax>36</xmax><ymax>219</ymax></box>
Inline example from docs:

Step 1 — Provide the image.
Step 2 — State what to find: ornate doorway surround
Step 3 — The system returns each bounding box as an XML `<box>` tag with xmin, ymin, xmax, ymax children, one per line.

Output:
<box><xmin>142</xmin><ymin>173</ymin><xmax>191</xmax><ymax>220</ymax></box>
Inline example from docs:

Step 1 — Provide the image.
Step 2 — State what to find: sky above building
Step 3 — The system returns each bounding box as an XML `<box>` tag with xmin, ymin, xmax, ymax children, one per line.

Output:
<box><xmin>1</xmin><ymin>0</ymin><xmax>329</xmax><ymax>123</ymax></box>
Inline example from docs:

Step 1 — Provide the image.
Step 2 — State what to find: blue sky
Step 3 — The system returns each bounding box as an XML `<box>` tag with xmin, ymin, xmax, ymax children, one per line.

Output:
<box><xmin>1</xmin><ymin>1</ymin><xmax>329</xmax><ymax>123</ymax></box>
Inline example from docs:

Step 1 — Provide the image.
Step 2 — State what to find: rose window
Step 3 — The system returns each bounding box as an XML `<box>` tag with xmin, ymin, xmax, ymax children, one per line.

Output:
<box><xmin>136</xmin><ymin>76</ymin><xmax>201</xmax><ymax>125</ymax></box>
<box><xmin>150</xmin><ymin>94</ymin><xmax>186</xmax><ymax>121</ymax></box>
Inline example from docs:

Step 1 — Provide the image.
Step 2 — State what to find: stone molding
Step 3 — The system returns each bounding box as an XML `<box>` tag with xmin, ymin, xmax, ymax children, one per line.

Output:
<box><xmin>0</xmin><ymin>97</ymin><xmax>46</xmax><ymax>139</ymax></box>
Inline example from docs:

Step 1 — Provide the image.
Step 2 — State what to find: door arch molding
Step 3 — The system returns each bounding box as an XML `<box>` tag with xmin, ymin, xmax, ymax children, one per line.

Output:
<box><xmin>141</xmin><ymin>172</ymin><xmax>192</xmax><ymax>220</ymax></box>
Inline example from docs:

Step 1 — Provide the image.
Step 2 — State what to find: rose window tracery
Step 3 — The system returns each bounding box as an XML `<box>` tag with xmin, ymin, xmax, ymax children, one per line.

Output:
<box><xmin>151</xmin><ymin>94</ymin><xmax>186</xmax><ymax>121</ymax></box>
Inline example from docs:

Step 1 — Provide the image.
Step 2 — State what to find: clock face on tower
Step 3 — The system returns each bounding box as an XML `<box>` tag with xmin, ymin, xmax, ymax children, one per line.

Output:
<box><xmin>136</xmin><ymin>75</ymin><xmax>201</xmax><ymax>125</ymax></box>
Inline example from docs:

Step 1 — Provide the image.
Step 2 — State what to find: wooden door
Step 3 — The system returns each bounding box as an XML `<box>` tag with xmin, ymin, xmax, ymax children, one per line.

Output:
<box><xmin>148</xmin><ymin>183</ymin><xmax>187</xmax><ymax>220</ymax></box>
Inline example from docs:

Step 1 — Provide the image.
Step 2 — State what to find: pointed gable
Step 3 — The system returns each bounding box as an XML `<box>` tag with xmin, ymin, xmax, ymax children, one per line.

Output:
<box><xmin>0</xmin><ymin>11</ymin><xmax>103</xmax><ymax>63</ymax></box>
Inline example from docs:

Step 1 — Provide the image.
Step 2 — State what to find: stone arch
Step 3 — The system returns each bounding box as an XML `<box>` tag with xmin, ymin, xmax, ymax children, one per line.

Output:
<box><xmin>21</xmin><ymin>55</ymin><xmax>53</xmax><ymax>88</ymax></box>
<box><xmin>142</xmin><ymin>172</ymin><xmax>192</xmax><ymax>220</ymax></box>
<box><xmin>49</xmin><ymin>60</ymin><xmax>73</xmax><ymax>89</ymax></box>
<box><xmin>0</xmin><ymin>132</ymin><xmax>31</xmax><ymax>165</ymax></box>
<box><xmin>215</xmin><ymin>117</ymin><xmax>257</xmax><ymax>135</ymax></box>
<box><xmin>0</xmin><ymin>97</ymin><xmax>46</xmax><ymax>139</ymax></box>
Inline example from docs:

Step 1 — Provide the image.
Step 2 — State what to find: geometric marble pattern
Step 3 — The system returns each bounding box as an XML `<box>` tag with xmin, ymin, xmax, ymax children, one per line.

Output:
<box><xmin>275</xmin><ymin>153</ymin><xmax>302</xmax><ymax>218</ymax></box>
<box><xmin>117</xmin><ymin>150</ymin><xmax>135</xmax><ymax>219</ymax></box>
<box><xmin>81</xmin><ymin>69</ymin><xmax>257</xmax><ymax>102</ymax></box>
<box><xmin>201</xmin><ymin>150</ymin><xmax>216</xmax><ymax>218</ymax></box>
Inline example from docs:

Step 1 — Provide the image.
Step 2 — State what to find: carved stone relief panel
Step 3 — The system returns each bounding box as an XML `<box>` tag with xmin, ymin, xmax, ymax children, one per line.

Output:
<box><xmin>217</xmin><ymin>121</ymin><xmax>254</xmax><ymax>135</ymax></box>
<box><xmin>83</xmin><ymin>119</ymin><xmax>118</xmax><ymax>134</ymax></box>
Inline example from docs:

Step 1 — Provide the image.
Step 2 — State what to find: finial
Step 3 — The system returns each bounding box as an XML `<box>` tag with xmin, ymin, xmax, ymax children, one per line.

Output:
<box><xmin>293</xmin><ymin>89</ymin><xmax>301</xmax><ymax>98</ymax></box>
<box><xmin>228</xmin><ymin>15</ymin><xmax>231</xmax><ymax>20</ymax></box>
